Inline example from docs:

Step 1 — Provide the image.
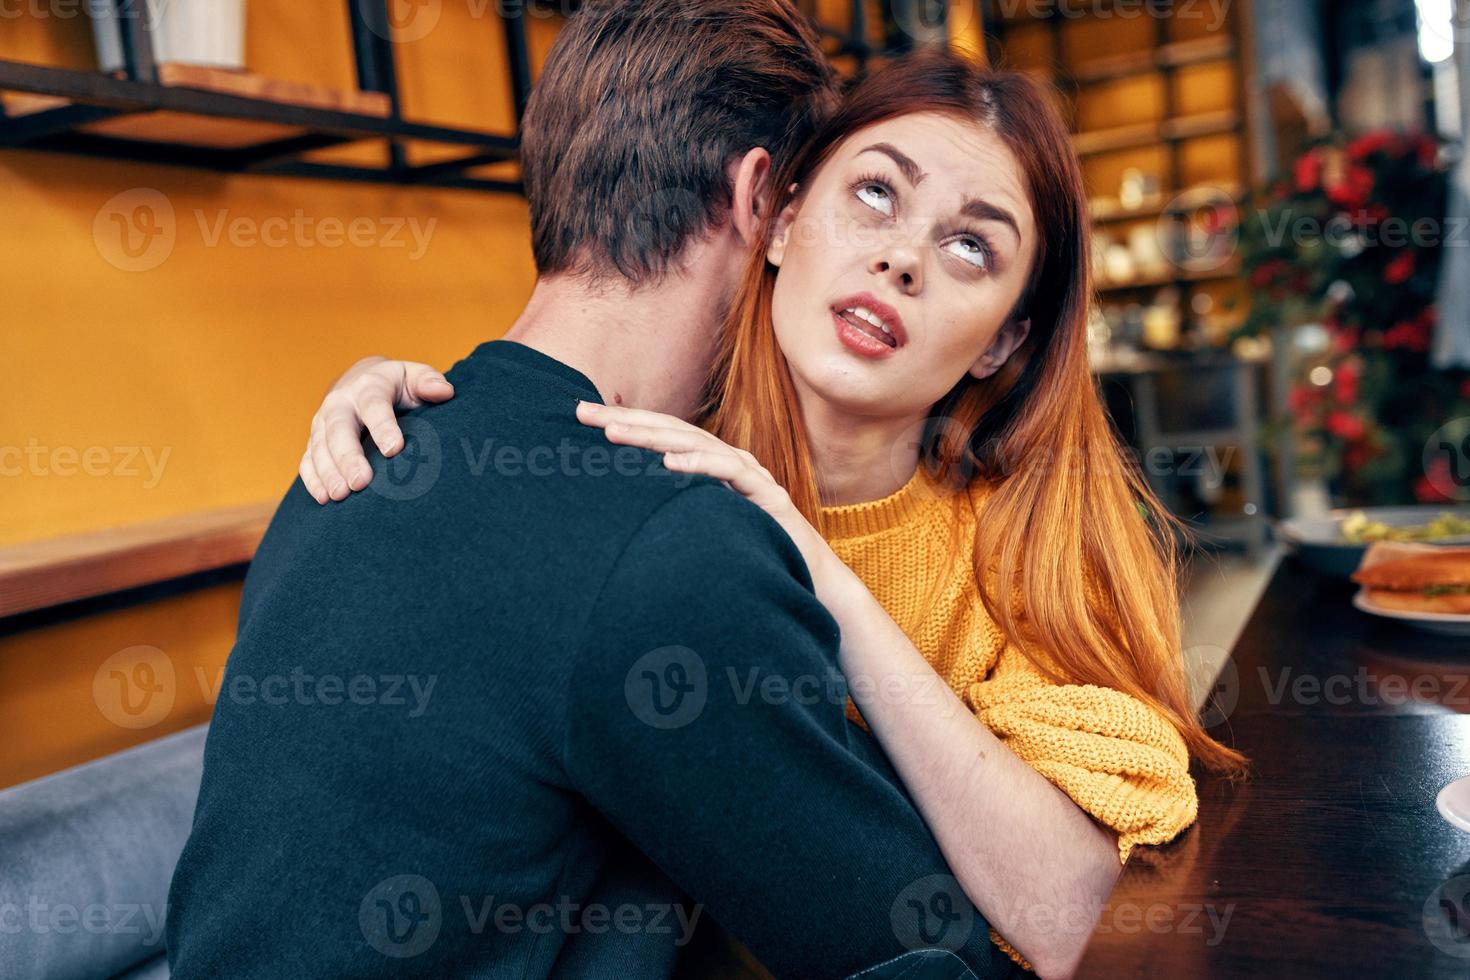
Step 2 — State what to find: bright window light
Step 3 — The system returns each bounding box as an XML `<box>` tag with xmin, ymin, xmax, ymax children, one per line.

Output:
<box><xmin>1417</xmin><ymin>0</ymin><xmax>1456</xmax><ymax>64</ymax></box>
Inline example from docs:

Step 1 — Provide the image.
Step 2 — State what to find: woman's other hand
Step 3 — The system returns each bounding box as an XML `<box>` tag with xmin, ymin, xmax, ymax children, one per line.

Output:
<box><xmin>299</xmin><ymin>357</ymin><xmax>454</xmax><ymax>504</ymax></box>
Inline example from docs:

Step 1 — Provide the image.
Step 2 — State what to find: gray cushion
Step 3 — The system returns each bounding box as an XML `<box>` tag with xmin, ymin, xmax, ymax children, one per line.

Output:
<box><xmin>0</xmin><ymin>724</ymin><xmax>206</xmax><ymax>980</ymax></box>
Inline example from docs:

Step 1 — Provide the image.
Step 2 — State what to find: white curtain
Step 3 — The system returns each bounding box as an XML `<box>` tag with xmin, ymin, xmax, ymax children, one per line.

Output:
<box><xmin>1433</xmin><ymin>0</ymin><xmax>1470</xmax><ymax>368</ymax></box>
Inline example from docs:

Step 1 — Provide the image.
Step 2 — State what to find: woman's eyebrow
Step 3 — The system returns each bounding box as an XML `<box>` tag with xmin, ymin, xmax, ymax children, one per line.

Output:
<box><xmin>857</xmin><ymin>143</ymin><xmax>925</xmax><ymax>186</ymax></box>
<box><xmin>959</xmin><ymin>197</ymin><xmax>1020</xmax><ymax>242</ymax></box>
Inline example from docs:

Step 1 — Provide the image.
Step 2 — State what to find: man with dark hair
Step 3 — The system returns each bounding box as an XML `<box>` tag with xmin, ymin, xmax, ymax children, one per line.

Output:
<box><xmin>164</xmin><ymin>2</ymin><xmax>1016</xmax><ymax>977</ymax></box>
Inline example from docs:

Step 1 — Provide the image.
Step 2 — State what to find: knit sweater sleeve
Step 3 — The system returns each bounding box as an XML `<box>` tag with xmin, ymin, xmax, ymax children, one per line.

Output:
<box><xmin>967</xmin><ymin>643</ymin><xmax>1199</xmax><ymax>866</ymax></box>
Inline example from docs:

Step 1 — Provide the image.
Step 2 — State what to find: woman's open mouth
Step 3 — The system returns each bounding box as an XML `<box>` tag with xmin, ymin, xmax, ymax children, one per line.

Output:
<box><xmin>830</xmin><ymin>294</ymin><xmax>906</xmax><ymax>359</ymax></box>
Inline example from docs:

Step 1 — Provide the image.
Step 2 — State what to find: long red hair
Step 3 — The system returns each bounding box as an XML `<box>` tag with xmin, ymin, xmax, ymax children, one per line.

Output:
<box><xmin>698</xmin><ymin>53</ymin><xmax>1248</xmax><ymax>778</ymax></box>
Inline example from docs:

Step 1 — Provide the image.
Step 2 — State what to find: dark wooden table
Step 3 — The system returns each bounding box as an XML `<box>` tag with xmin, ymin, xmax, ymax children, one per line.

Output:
<box><xmin>1075</xmin><ymin>554</ymin><xmax>1470</xmax><ymax>977</ymax></box>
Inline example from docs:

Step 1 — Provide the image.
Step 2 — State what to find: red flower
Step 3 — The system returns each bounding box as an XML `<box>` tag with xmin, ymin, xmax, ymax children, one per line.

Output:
<box><xmin>1348</xmin><ymin>132</ymin><xmax>1394</xmax><ymax>161</ymax></box>
<box><xmin>1384</xmin><ymin>252</ymin><xmax>1416</xmax><ymax>284</ymax></box>
<box><xmin>1334</xmin><ymin>360</ymin><xmax>1361</xmax><ymax>404</ymax></box>
<box><xmin>1326</xmin><ymin>410</ymin><xmax>1366</xmax><ymax>440</ymax></box>
<box><xmin>1383</xmin><ymin>319</ymin><xmax>1432</xmax><ymax>352</ymax></box>
<box><xmin>1331</xmin><ymin>324</ymin><xmax>1362</xmax><ymax>354</ymax></box>
<box><xmin>1295</xmin><ymin>151</ymin><xmax>1322</xmax><ymax>193</ymax></box>
<box><xmin>1326</xmin><ymin>164</ymin><xmax>1375</xmax><ymax>210</ymax></box>
<box><xmin>1250</xmin><ymin>258</ymin><xmax>1288</xmax><ymax>289</ymax></box>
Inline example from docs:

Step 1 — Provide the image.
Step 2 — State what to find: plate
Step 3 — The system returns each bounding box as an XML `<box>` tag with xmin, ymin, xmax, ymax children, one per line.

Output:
<box><xmin>1276</xmin><ymin>506</ymin><xmax>1470</xmax><ymax>579</ymax></box>
<box><xmin>1352</xmin><ymin>589</ymin><xmax>1470</xmax><ymax>636</ymax></box>
<box><xmin>1437</xmin><ymin>775</ymin><xmax>1470</xmax><ymax>833</ymax></box>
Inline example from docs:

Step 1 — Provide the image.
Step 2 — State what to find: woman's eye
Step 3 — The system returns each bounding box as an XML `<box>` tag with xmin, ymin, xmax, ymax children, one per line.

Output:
<box><xmin>855</xmin><ymin>182</ymin><xmax>894</xmax><ymax>216</ymax></box>
<box><xmin>946</xmin><ymin>236</ymin><xmax>990</xmax><ymax>270</ymax></box>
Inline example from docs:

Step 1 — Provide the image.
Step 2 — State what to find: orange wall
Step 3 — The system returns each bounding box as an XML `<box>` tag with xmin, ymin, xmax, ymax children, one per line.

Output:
<box><xmin>1</xmin><ymin>3</ymin><xmax>551</xmax><ymax>786</ymax></box>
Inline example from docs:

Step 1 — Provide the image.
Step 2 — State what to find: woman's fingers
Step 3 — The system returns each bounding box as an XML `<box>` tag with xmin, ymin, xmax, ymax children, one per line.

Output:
<box><xmin>326</xmin><ymin>417</ymin><xmax>374</xmax><ymax>491</ymax></box>
<box><xmin>309</xmin><ymin>423</ymin><xmax>351</xmax><ymax>501</ymax></box>
<box><xmin>662</xmin><ymin>450</ymin><xmax>762</xmax><ymax>494</ymax></box>
<box><xmin>576</xmin><ymin>400</ymin><xmax>701</xmax><ymax>433</ymax></box>
<box><xmin>299</xmin><ymin>452</ymin><xmax>329</xmax><ymax>505</ymax></box>
<box><xmin>359</xmin><ymin>397</ymin><xmax>406</xmax><ymax>458</ymax></box>
<box><xmin>402</xmin><ymin>361</ymin><xmax>455</xmax><ymax>408</ymax></box>
<box><xmin>602</xmin><ymin>421</ymin><xmax>711</xmax><ymax>456</ymax></box>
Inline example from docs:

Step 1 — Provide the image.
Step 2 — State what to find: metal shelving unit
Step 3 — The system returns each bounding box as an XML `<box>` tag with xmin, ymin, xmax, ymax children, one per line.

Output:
<box><xmin>0</xmin><ymin>0</ymin><xmax>526</xmax><ymax>193</ymax></box>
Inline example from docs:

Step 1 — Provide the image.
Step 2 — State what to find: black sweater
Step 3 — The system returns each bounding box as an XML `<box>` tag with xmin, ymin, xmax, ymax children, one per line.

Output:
<box><xmin>165</xmin><ymin>340</ymin><xmax>1006</xmax><ymax>979</ymax></box>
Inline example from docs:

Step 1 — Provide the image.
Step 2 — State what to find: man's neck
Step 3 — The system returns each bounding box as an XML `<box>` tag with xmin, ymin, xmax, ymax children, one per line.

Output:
<box><xmin>502</xmin><ymin>267</ymin><xmax>727</xmax><ymax>421</ymax></box>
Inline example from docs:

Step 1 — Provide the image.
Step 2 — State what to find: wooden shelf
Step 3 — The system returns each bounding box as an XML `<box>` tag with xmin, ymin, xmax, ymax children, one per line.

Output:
<box><xmin>0</xmin><ymin>503</ymin><xmax>274</xmax><ymax>619</ymax></box>
<box><xmin>1096</xmin><ymin>259</ymin><xmax>1243</xmax><ymax>293</ymax></box>
<box><xmin>0</xmin><ymin>0</ymin><xmax>531</xmax><ymax>193</ymax></box>
<box><xmin>1069</xmin><ymin>36</ymin><xmax>1236</xmax><ymax>85</ymax></box>
<box><xmin>1073</xmin><ymin>110</ymin><xmax>1242</xmax><ymax>156</ymax></box>
<box><xmin>1090</xmin><ymin>181</ymin><xmax>1245</xmax><ymax>224</ymax></box>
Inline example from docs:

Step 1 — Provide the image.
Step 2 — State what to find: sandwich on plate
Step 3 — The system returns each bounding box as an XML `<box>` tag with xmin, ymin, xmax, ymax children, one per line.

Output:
<box><xmin>1352</xmin><ymin>548</ymin><xmax>1470</xmax><ymax>615</ymax></box>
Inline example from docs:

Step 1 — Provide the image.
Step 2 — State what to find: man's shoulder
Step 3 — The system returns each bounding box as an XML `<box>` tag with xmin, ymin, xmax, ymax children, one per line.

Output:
<box><xmin>598</xmin><ymin>480</ymin><xmax>818</xmax><ymax>607</ymax></box>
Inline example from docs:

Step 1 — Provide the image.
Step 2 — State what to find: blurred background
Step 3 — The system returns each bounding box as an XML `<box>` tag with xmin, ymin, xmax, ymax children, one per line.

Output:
<box><xmin>2</xmin><ymin>0</ymin><xmax>1468</xmax><ymax>790</ymax></box>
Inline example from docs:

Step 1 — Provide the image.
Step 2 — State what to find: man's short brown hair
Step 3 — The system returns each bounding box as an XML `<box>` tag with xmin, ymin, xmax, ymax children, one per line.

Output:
<box><xmin>520</xmin><ymin>0</ymin><xmax>838</xmax><ymax>285</ymax></box>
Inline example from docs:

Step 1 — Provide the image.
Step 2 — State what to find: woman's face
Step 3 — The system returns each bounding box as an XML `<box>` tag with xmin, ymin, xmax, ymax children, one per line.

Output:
<box><xmin>767</xmin><ymin>111</ymin><xmax>1038</xmax><ymax>421</ymax></box>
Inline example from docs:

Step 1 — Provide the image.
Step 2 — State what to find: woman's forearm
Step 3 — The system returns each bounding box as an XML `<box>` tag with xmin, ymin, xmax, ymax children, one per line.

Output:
<box><xmin>814</xmin><ymin>556</ymin><xmax>1122</xmax><ymax>979</ymax></box>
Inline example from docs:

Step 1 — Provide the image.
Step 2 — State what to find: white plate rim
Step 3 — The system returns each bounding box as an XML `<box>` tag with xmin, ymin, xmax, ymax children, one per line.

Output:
<box><xmin>1352</xmin><ymin>588</ymin><xmax>1470</xmax><ymax>624</ymax></box>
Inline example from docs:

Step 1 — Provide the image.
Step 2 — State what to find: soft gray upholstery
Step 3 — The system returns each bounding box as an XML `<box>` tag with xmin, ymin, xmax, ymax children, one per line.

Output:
<box><xmin>0</xmin><ymin>724</ymin><xmax>206</xmax><ymax>980</ymax></box>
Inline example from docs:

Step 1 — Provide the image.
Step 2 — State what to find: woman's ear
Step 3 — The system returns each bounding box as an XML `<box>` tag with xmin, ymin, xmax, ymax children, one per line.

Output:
<box><xmin>729</xmin><ymin>148</ymin><xmax>773</xmax><ymax>247</ymax></box>
<box><xmin>765</xmin><ymin>183</ymin><xmax>801</xmax><ymax>267</ymax></box>
<box><xmin>969</xmin><ymin>316</ymin><xmax>1032</xmax><ymax>380</ymax></box>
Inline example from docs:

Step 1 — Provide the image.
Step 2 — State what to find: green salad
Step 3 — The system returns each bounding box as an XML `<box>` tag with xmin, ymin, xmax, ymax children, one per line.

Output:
<box><xmin>1340</xmin><ymin>510</ymin><xmax>1470</xmax><ymax>543</ymax></box>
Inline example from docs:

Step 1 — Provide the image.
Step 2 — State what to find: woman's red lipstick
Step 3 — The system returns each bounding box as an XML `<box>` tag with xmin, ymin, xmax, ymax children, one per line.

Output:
<box><xmin>830</xmin><ymin>293</ymin><xmax>907</xmax><ymax>359</ymax></box>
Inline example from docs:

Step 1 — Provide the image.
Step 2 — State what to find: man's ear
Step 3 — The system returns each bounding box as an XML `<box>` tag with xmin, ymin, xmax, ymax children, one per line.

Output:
<box><xmin>729</xmin><ymin>148</ymin><xmax>773</xmax><ymax>247</ymax></box>
<box><xmin>969</xmin><ymin>316</ymin><xmax>1032</xmax><ymax>380</ymax></box>
<box><xmin>765</xmin><ymin>182</ymin><xmax>801</xmax><ymax>267</ymax></box>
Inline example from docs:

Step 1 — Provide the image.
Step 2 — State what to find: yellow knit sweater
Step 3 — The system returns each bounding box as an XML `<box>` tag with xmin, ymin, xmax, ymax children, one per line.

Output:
<box><xmin>710</xmin><ymin>465</ymin><xmax>1199</xmax><ymax>977</ymax></box>
<box><xmin>820</xmin><ymin>464</ymin><xmax>1199</xmax><ymax>973</ymax></box>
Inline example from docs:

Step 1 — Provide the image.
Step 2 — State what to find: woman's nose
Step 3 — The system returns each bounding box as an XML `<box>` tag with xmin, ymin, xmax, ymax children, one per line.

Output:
<box><xmin>870</xmin><ymin>251</ymin><xmax>922</xmax><ymax>294</ymax></box>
